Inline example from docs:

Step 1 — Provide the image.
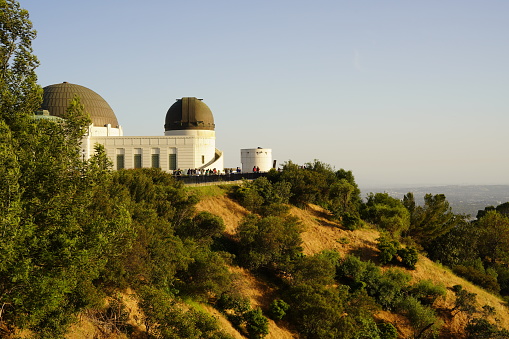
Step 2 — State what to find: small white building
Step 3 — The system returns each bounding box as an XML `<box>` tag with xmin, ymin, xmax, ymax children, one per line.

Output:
<box><xmin>241</xmin><ymin>147</ymin><xmax>273</xmax><ymax>172</ymax></box>
<box><xmin>41</xmin><ymin>82</ymin><xmax>224</xmax><ymax>172</ymax></box>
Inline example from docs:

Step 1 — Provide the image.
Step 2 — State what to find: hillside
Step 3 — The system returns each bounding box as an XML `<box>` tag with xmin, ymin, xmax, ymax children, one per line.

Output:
<box><xmin>194</xmin><ymin>190</ymin><xmax>509</xmax><ymax>339</ymax></box>
<box><xmin>20</xmin><ymin>185</ymin><xmax>508</xmax><ymax>339</ymax></box>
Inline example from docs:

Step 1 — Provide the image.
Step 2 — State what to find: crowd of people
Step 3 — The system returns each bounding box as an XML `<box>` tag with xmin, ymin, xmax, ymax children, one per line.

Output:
<box><xmin>171</xmin><ymin>166</ymin><xmax>245</xmax><ymax>176</ymax></box>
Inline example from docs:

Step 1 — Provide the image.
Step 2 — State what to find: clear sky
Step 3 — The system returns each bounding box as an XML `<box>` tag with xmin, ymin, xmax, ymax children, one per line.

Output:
<box><xmin>22</xmin><ymin>0</ymin><xmax>509</xmax><ymax>186</ymax></box>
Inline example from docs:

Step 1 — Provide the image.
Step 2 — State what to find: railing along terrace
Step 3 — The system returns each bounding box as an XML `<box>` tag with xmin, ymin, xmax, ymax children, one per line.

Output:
<box><xmin>174</xmin><ymin>172</ymin><xmax>268</xmax><ymax>185</ymax></box>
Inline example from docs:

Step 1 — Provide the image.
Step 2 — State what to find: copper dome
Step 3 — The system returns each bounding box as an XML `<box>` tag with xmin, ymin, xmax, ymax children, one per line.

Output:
<box><xmin>165</xmin><ymin>97</ymin><xmax>215</xmax><ymax>131</ymax></box>
<box><xmin>41</xmin><ymin>82</ymin><xmax>119</xmax><ymax>127</ymax></box>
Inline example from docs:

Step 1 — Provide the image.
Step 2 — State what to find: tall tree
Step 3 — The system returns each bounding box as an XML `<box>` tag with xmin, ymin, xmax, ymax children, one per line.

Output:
<box><xmin>404</xmin><ymin>193</ymin><xmax>459</xmax><ymax>247</ymax></box>
<box><xmin>0</xmin><ymin>0</ymin><xmax>41</xmax><ymax>129</ymax></box>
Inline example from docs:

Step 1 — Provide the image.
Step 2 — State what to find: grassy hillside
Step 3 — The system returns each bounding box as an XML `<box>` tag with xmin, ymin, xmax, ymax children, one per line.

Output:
<box><xmin>193</xmin><ymin>187</ymin><xmax>509</xmax><ymax>339</ymax></box>
<box><xmin>12</xmin><ymin>183</ymin><xmax>507</xmax><ymax>339</ymax></box>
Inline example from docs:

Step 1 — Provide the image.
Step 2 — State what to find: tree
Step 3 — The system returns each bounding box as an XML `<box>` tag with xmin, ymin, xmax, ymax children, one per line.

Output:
<box><xmin>476</xmin><ymin>211</ymin><xmax>509</xmax><ymax>266</ymax></box>
<box><xmin>404</xmin><ymin>193</ymin><xmax>460</xmax><ymax>248</ymax></box>
<box><xmin>362</xmin><ymin>193</ymin><xmax>410</xmax><ymax>238</ymax></box>
<box><xmin>0</xmin><ymin>0</ymin><xmax>41</xmax><ymax>130</ymax></box>
<box><xmin>236</xmin><ymin>214</ymin><xmax>303</xmax><ymax>270</ymax></box>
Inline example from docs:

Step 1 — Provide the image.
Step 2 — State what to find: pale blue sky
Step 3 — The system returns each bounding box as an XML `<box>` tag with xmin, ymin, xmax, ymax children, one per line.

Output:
<box><xmin>23</xmin><ymin>1</ymin><xmax>509</xmax><ymax>186</ymax></box>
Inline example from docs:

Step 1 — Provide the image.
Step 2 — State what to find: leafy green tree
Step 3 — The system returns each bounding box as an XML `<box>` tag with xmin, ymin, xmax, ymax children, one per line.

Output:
<box><xmin>451</xmin><ymin>285</ymin><xmax>477</xmax><ymax>317</ymax></box>
<box><xmin>284</xmin><ymin>283</ymin><xmax>349</xmax><ymax>339</ymax></box>
<box><xmin>236</xmin><ymin>214</ymin><xmax>303</xmax><ymax>270</ymax></box>
<box><xmin>404</xmin><ymin>193</ymin><xmax>461</xmax><ymax>248</ymax></box>
<box><xmin>268</xmin><ymin>299</ymin><xmax>290</xmax><ymax>320</ymax></box>
<box><xmin>140</xmin><ymin>287</ymin><xmax>234</xmax><ymax>339</ymax></box>
<box><xmin>377</xmin><ymin>322</ymin><xmax>398</xmax><ymax>339</ymax></box>
<box><xmin>426</xmin><ymin>218</ymin><xmax>478</xmax><ymax>267</ymax></box>
<box><xmin>476</xmin><ymin>211</ymin><xmax>509</xmax><ymax>266</ymax></box>
<box><xmin>244</xmin><ymin>308</ymin><xmax>269</xmax><ymax>339</ymax></box>
<box><xmin>362</xmin><ymin>193</ymin><xmax>410</xmax><ymax>238</ymax></box>
<box><xmin>0</xmin><ymin>0</ymin><xmax>41</xmax><ymax>130</ymax></box>
<box><xmin>465</xmin><ymin>318</ymin><xmax>509</xmax><ymax>339</ymax></box>
<box><xmin>291</xmin><ymin>252</ymin><xmax>339</xmax><ymax>287</ymax></box>
<box><xmin>234</xmin><ymin>176</ymin><xmax>291</xmax><ymax>216</ymax></box>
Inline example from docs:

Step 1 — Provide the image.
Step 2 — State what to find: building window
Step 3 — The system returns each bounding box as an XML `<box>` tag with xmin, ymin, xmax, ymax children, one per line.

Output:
<box><xmin>202</xmin><ymin>155</ymin><xmax>205</xmax><ymax>164</ymax></box>
<box><xmin>151</xmin><ymin>154</ymin><xmax>160</xmax><ymax>168</ymax></box>
<box><xmin>169</xmin><ymin>154</ymin><xmax>177</xmax><ymax>170</ymax></box>
<box><xmin>134</xmin><ymin>148</ymin><xmax>142</xmax><ymax>168</ymax></box>
<box><xmin>151</xmin><ymin>148</ymin><xmax>160</xmax><ymax>168</ymax></box>
<box><xmin>116</xmin><ymin>149</ymin><xmax>125</xmax><ymax>170</ymax></box>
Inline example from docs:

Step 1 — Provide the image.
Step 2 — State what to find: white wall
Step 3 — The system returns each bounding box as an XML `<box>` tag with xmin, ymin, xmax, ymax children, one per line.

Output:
<box><xmin>241</xmin><ymin>148</ymin><xmax>273</xmax><ymax>172</ymax></box>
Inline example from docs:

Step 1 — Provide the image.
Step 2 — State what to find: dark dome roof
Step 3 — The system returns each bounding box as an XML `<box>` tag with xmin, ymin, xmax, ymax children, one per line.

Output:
<box><xmin>165</xmin><ymin>97</ymin><xmax>215</xmax><ymax>131</ymax></box>
<box><xmin>41</xmin><ymin>82</ymin><xmax>119</xmax><ymax>127</ymax></box>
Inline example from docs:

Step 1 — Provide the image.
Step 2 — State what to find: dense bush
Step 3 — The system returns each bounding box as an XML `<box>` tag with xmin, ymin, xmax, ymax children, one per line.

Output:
<box><xmin>244</xmin><ymin>308</ymin><xmax>269</xmax><ymax>339</ymax></box>
<box><xmin>236</xmin><ymin>214</ymin><xmax>303</xmax><ymax>270</ymax></box>
<box><xmin>408</xmin><ymin>280</ymin><xmax>446</xmax><ymax>306</ymax></box>
<box><xmin>362</xmin><ymin>193</ymin><xmax>410</xmax><ymax>238</ymax></box>
<box><xmin>268</xmin><ymin>299</ymin><xmax>290</xmax><ymax>320</ymax></box>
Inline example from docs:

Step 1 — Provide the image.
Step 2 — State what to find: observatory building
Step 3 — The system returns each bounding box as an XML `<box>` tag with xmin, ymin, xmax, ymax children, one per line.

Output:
<box><xmin>41</xmin><ymin>82</ymin><xmax>224</xmax><ymax>172</ymax></box>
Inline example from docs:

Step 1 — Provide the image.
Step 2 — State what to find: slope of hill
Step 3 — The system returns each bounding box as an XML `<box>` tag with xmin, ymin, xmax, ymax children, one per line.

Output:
<box><xmin>56</xmin><ymin>187</ymin><xmax>509</xmax><ymax>339</ymax></box>
<box><xmin>195</xmin><ymin>191</ymin><xmax>509</xmax><ymax>338</ymax></box>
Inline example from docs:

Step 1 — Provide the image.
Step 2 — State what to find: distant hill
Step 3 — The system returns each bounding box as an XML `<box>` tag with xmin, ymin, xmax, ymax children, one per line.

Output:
<box><xmin>360</xmin><ymin>185</ymin><xmax>509</xmax><ymax>218</ymax></box>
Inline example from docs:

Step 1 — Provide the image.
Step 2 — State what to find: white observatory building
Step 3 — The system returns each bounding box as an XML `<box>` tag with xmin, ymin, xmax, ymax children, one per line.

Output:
<box><xmin>40</xmin><ymin>82</ymin><xmax>224</xmax><ymax>172</ymax></box>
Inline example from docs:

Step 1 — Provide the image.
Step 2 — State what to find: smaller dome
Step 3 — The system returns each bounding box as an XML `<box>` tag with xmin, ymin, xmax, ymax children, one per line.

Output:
<box><xmin>165</xmin><ymin>97</ymin><xmax>215</xmax><ymax>131</ymax></box>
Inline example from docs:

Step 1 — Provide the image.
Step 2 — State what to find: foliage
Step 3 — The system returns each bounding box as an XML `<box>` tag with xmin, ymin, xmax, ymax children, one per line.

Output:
<box><xmin>377</xmin><ymin>322</ymin><xmax>398</xmax><ymax>339</ymax></box>
<box><xmin>451</xmin><ymin>285</ymin><xmax>478</xmax><ymax>317</ymax></box>
<box><xmin>475</xmin><ymin>211</ymin><xmax>509</xmax><ymax>266</ymax></box>
<box><xmin>268</xmin><ymin>299</ymin><xmax>290</xmax><ymax>320</ymax></box>
<box><xmin>465</xmin><ymin>318</ymin><xmax>509</xmax><ymax>339</ymax></box>
<box><xmin>140</xmin><ymin>287</ymin><xmax>234</xmax><ymax>339</ymax></box>
<box><xmin>452</xmin><ymin>265</ymin><xmax>500</xmax><ymax>294</ymax></box>
<box><xmin>267</xmin><ymin>161</ymin><xmax>363</xmax><ymax>228</ymax></box>
<box><xmin>284</xmin><ymin>283</ymin><xmax>349</xmax><ymax>339</ymax></box>
<box><xmin>408</xmin><ymin>280</ymin><xmax>446</xmax><ymax>306</ymax></box>
<box><xmin>0</xmin><ymin>0</ymin><xmax>41</xmax><ymax>130</ymax></box>
<box><xmin>403</xmin><ymin>193</ymin><xmax>460</xmax><ymax>248</ymax></box>
<box><xmin>362</xmin><ymin>193</ymin><xmax>410</xmax><ymax>238</ymax></box>
<box><xmin>291</xmin><ymin>252</ymin><xmax>339</xmax><ymax>287</ymax></box>
<box><xmin>377</xmin><ymin>236</ymin><xmax>401</xmax><ymax>265</ymax></box>
<box><xmin>236</xmin><ymin>214</ymin><xmax>303</xmax><ymax>270</ymax></box>
<box><xmin>397</xmin><ymin>246</ymin><xmax>419</xmax><ymax>270</ymax></box>
<box><xmin>396</xmin><ymin>296</ymin><xmax>442</xmax><ymax>339</ymax></box>
<box><xmin>244</xmin><ymin>308</ymin><xmax>269</xmax><ymax>339</ymax></box>
<box><xmin>234</xmin><ymin>176</ymin><xmax>291</xmax><ymax>216</ymax></box>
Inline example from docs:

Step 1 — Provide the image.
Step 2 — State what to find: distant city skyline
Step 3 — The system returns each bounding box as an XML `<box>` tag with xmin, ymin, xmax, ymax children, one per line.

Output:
<box><xmin>23</xmin><ymin>0</ymin><xmax>509</xmax><ymax>186</ymax></box>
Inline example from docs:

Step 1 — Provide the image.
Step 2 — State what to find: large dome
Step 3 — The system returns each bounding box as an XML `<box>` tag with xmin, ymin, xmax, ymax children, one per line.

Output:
<box><xmin>165</xmin><ymin>97</ymin><xmax>215</xmax><ymax>131</ymax></box>
<box><xmin>41</xmin><ymin>82</ymin><xmax>119</xmax><ymax>127</ymax></box>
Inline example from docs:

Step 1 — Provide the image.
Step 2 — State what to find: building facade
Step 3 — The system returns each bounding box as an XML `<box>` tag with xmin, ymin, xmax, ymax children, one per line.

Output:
<box><xmin>41</xmin><ymin>82</ymin><xmax>224</xmax><ymax>172</ymax></box>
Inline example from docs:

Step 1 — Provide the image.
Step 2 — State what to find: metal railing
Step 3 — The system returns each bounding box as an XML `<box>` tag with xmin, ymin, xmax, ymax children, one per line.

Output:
<box><xmin>174</xmin><ymin>172</ymin><xmax>268</xmax><ymax>185</ymax></box>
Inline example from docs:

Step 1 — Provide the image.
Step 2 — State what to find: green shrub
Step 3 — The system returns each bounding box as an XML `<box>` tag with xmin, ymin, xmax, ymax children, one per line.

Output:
<box><xmin>408</xmin><ymin>280</ymin><xmax>446</xmax><ymax>306</ymax></box>
<box><xmin>397</xmin><ymin>246</ymin><xmax>419</xmax><ymax>269</ymax></box>
<box><xmin>377</xmin><ymin>322</ymin><xmax>398</xmax><ymax>339</ymax></box>
<box><xmin>377</xmin><ymin>236</ymin><xmax>400</xmax><ymax>265</ymax></box>
<box><xmin>244</xmin><ymin>308</ymin><xmax>269</xmax><ymax>339</ymax></box>
<box><xmin>397</xmin><ymin>296</ymin><xmax>442</xmax><ymax>339</ymax></box>
<box><xmin>268</xmin><ymin>299</ymin><xmax>290</xmax><ymax>320</ymax></box>
<box><xmin>452</xmin><ymin>265</ymin><xmax>501</xmax><ymax>294</ymax></box>
<box><xmin>465</xmin><ymin>318</ymin><xmax>509</xmax><ymax>339</ymax></box>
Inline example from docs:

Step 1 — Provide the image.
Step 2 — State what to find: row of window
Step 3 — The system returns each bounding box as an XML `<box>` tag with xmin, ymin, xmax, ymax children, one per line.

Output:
<box><xmin>116</xmin><ymin>149</ymin><xmax>178</xmax><ymax>171</ymax></box>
